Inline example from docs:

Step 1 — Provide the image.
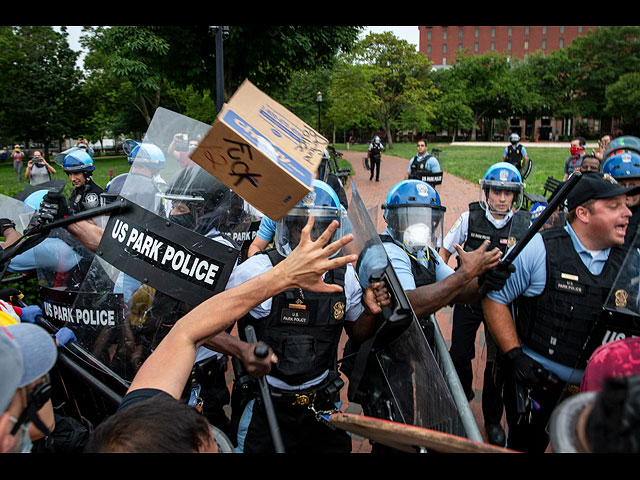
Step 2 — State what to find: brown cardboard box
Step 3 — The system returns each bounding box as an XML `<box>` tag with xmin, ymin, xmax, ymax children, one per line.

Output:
<box><xmin>190</xmin><ymin>79</ymin><xmax>328</xmax><ymax>221</ymax></box>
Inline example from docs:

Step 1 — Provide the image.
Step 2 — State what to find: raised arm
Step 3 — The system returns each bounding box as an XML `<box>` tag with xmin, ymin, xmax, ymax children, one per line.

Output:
<box><xmin>127</xmin><ymin>217</ymin><xmax>356</xmax><ymax>398</ymax></box>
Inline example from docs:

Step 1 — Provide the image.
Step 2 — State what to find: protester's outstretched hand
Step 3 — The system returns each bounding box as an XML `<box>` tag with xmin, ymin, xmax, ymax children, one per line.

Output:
<box><xmin>276</xmin><ymin>216</ymin><xmax>356</xmax><ymax>294</ymax></box>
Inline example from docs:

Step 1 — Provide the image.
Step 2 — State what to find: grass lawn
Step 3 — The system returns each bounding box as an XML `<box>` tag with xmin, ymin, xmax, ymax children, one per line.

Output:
<box><xmin>0</xmin><ymin>155</ymin><xmax>132</xmax><ymax>199</ymax></box>
<box><xmin>334</xmin><ymin>142</ymin><xmax>570</xmax><ymax>196</ymax></box>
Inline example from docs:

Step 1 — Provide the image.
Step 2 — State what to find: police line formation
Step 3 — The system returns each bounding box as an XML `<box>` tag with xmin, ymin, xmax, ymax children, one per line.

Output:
<box><xmin>1</xmin><ymin>110</ymin><xmax>640</xmax><ymax>454</ymax></box>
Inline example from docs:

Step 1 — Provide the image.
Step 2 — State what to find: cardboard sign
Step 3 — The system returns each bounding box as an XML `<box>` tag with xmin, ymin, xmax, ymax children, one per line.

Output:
<box><xmin>190</xmin><ymin>79</ymin><xmax>328</xmax><ymax>221</ymax></box>
<box><xmin>97</xmin><ymin>201</ymin><xmax>239</xmax><ymax>307</ymax></box>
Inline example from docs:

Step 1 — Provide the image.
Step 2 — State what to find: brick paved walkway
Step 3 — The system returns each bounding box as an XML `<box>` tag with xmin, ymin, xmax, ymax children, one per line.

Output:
<box><xmin>338</xmin><ymin>149</ymin><xmax>501</xmax><ymax>451</ymax></box>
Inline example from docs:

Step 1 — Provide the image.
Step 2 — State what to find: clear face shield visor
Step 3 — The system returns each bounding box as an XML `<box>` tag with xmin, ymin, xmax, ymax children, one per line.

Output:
<box><xmin>385</xmin><ymin>204</ymin><xmax>445</xmax><ymax>253</ymax></box>
<box><xmin>479</xmin><ymin>181</ymin><xmax>524</xmax><ymax>215</ymax></box>
<box><xmin>275</xmin><ymin>206</ymin><xmax>345</xmax><ymax>257</ymax></box>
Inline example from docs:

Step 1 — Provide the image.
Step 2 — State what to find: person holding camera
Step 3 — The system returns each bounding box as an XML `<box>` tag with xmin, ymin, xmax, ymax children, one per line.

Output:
<box><xmin>24</xmin><ymin>151</ymin><xmax>56</xmax><ymax>186</ymax></box>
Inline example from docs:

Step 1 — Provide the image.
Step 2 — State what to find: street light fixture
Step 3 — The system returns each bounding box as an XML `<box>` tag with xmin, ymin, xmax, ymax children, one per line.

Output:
<box><xmin>210</xmin><ymin>26</ymin><xmax>230</xmax><ymax>113</ymax></box>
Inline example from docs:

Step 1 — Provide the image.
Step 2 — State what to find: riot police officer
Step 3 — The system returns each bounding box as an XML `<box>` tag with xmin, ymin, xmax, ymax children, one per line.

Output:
<box><xmin>221</xmin><ymin>180</ymin><xmax>381</xmax><ymax>453</ymax></box>
<box><xmin>482</xmin><ymin>172</ymin><xmax>640</xmax><ymax>452</ymax></box>
<box><xmin>439</xmin><ymin>163</ymin><xmax>529</xmax><ymax>446</ymax></box>
<box><xmin>602</xmin><ymin>137</ymin><xmax>640</xmax><ymax>245</ymax></box>
<box><xmin>58</xmin><ymin>148</ymin><xmax>104</xmax><ymax>214</ymax></box>
<box><xmin>502</xmin><ymin>133</ymin><xmax>529</xmax><ymax>174</ymax></box>
<box><xmin>407</xmin><ymin>139</ymin><xmax>442</xmax><ymax>188</ymax></box>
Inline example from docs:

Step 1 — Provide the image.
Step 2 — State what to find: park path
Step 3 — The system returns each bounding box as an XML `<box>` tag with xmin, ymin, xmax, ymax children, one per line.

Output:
<box><xmin>337</xmin><ymin>149</ymin><xmax>498</xmax><ymax>452</ymax></box>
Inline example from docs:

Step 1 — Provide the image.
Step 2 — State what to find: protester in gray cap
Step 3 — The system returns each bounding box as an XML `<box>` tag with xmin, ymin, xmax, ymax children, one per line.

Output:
<box><xmin>0</xmin><ymin>323</ymin><xmax>57</xmax><ymax>453</ymax></box>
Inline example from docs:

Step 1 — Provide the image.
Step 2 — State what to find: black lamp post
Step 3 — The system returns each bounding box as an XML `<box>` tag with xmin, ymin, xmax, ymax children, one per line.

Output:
<box><xmin>210</xmin><ymin>26</ymin><xmax>229</xmax><ymax>114</ymax></box>
<box><xmin>316</xmin><ymin>91</ymin><xmax>322</xmax><ymax>133</ymax></box>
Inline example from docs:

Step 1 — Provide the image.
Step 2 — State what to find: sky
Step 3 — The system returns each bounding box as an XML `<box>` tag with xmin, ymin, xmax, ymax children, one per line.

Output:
<box><xmin>363</xmin><ymin>26</ymin><xmax>420</xmax><ymax>47</ymax></box>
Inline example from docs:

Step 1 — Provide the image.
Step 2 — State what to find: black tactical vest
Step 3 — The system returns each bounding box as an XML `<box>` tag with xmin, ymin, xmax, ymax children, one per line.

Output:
<box><xmin>514</xmin><ymin>228</ymin><xmax>626</xmax><ymax>369</ymax></box>
<box><xmin>464</xmin><ymin>202</ymin><xmax>531</xmax><ymax>254</ymax></box>
<box><xmin>505</xmin><ymin>144</ymin><xmax>524</xmax><ymax>168</ymax></box>
<box><xmin>408</xmin><ymin>155</ymin><xmax>443</xmax><ymax>187</ymax></box>
<box><xmin>69</xmin><ymin>179</ymin><xmax>104</xmax><ymax>214</ymax></box>
<box><xmin>238</xmin><ymin>249</ymin><xmax>347</xmax><ymax>386</ymax></box>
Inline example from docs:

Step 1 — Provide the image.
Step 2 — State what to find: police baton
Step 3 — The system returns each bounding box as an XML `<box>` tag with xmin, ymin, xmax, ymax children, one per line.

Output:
<box><xmin>478</xmin><ymin>171</ymin><xmax>583</xmax><ymax>296</ymax></box>
<box><xmin>244</xmin><ymin>325</ymin><xmax>285</xmax><ymax>453</ymax></box>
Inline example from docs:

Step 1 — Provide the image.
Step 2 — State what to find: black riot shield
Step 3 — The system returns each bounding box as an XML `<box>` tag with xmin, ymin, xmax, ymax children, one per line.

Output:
<box><xmin>342</xmin><ymin>181</ymin><xmax>481</xmax><ymax>440</ymax></box>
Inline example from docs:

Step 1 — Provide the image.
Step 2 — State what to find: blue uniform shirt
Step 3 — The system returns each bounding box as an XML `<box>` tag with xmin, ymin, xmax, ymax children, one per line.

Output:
<box><xmin>487</xmin><ymin>223</ymin><xmax>611</xmax><ymax>383</ymax></box>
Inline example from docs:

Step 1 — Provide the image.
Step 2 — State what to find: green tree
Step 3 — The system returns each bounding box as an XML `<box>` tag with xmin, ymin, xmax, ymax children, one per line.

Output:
<box><xmin>0</xmin><ymin>26</ymin><xmax>82</xmax><ymax>156</ymax></box>
<box><xmin>567</xmin><ymin>26</ymin><xmax>640</xmax><ymax>119</ymax></box>
<box><xmin>605</xmin><ymin>72</ymin><xmax>640</xmax><ymax>135</ymax></box>
<box><xmin>334</xmin><ymin>32</ymin><xmax>438</xmax><ymax>149</ymax></box>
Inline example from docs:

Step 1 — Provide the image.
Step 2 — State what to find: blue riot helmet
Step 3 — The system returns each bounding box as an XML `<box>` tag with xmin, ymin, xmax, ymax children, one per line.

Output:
<box><xmin>602</xmin><ymin>136</ymin><xmax>640</xmax><ymax>161</ymax></box>
<box><xmin>275</xmin><ymin>180</ymin><xmax>345</xmax><ymax>257</ymax></box>
<box><xmin>55</xmin><ymin>147</ymin><xmax>94</xmax><ymax>176</ymax></box>
<box><xmin>382</xmin><ymin>179</ymin><xmax>446</xmax><ymax>252</ymax></box>
<box><xmin>479</xmin><ymin>162</ymin><xmax>525</xmax><ymax>215</ymax></box>
<box><xmin>603</xmin><ymin>151</ymin><xmax>640</xmax><ymax>182</ymax></box>
<box><xmin>123</xmin><ymin>139</ymin><xmax>166</xmax><ymax>171</ymax></box>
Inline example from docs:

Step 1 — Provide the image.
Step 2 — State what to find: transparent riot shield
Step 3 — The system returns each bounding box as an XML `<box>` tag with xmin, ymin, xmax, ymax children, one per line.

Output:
<box><xmin>343</xmin><ymin>181</ymin><xmax>479</xmax><ymax>439</ymax></box>
<box><xmin>0</xmin><ymin>193</ymin><xmax>36</xmax><ymax>234</ymax></box>
<box><xmin>62</xmin><ymin>107</ymin><xmax>252</xmax><ymax>391</ymax></box>
<box><xmin>599</xmin><ymin>226</ymin><xmax>640</xmax><ymax>344</ymax></box>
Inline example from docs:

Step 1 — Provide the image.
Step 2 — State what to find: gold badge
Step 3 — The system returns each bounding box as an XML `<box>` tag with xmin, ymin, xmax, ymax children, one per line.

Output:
<box><xmin>615</xmin><ymin>289</ymin><xmax>629</xmax><ymax>308</ymax></box>
<box><xmin>333</xmin><ymin>302</ymin><xmax>345</xmax><ymax>320</ymax></box>
<box><xmin>507</xmin><ymin>236</ymin><xmax>517</xmax><ymax>249</ymax></box>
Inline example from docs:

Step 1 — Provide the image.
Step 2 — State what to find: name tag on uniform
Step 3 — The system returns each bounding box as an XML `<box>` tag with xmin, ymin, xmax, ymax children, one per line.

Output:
<box><xmin>281</xmin><ymin>308</ymin><xmax>310</xmax><ymax>325</ymax></box>
<box><xmin>470</xmin><ymin>232</ymin><xmax>491</xmax><ymax>242</ymax></box>
<box><xmin>555</xmin><ymin>277</ymin><xmax>584</xmax><ymax>294</ymax></box>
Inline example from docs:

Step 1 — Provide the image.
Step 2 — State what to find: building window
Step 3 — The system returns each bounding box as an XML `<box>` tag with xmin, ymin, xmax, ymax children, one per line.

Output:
<box><xmin>443</xmin><ymin>43</ymin><xmax>447</xmax><ymax>54</ymax></box>
<box><xmin>524</xmin><ymin>39</ymin><xmax>529</xmax><ymax>51</ymax></box>
<box><xmin>474</xmin><ymin>42</ymin><xmax>479</xmax><ymax>52</ymax></box>
<box><xmin>491</xmin><ymin>27</ymin><xmax>496</xmax><ymax>37</ymax></box>
<box><xmin>507</xmin><ymin>40</ymin><xmax>512</xmax><ymax>51</ymax></box>
<box><xmin>475</xmin><ymin>28</ymin><xmax>479</xmax><ymax>38</ymax></box>
<box><xmin>427</xmin><ymin>44</ymin><xmax>432</xmax><ymax>54</ymax></box>
<box><xmin>559</xmin><ymin>38</ymin><xmax>565</xmax><ymax>49</ymax></box>
<box><xmin>542</xmin><ymin>26</ymin><xmax>547</xmax><ymax>35</ymax></box>
<box><xmin>525</xmin><ymin>26</ymin><xmax>530</xmax><ymax>36</ymax></box>
<box><xmin>560</xmin><ymin>26</ymin><xmax>565</xmax><ymax>34</ymax></box>
<box><xmin>427</xmin><ymin>30</ymin><xmax>432</xmax><ymax>41</ymax></box>
<box><xmin>458</xmin><ymin>42</ymin><xmax>463</xmax><ymax>51</ymax></box>
<box><xmin>458</xmin><ymin>27</ymin><xmax>463</xmax><ymax>39</ymax></box>
<box><xmin>578</xmin><ymin>26</ymin><xmax>583</xmax><ymax>33</ymax></box>
<box><xmin>491</xmin><ymin>41</ymin><xmax>495</xmax><ymax>51</ymax></box>
<box><xmin>542</xmin><ymin>38</ymin><xmax>546</xmax><ymax>50</ymax></box>
<box><xmin>508</xmin><ymin>27</ymin><xmax>512</xmax><ymax>36</ymax></box>
<box><xmin>443</xmin><ymin>29</ymin><xmax>447</xmax><ymax>40</ymax></box>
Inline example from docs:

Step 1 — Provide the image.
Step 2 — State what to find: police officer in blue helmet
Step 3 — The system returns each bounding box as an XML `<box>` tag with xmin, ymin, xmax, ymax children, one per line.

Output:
<box><xmin>216</xmin><ymin>179</ymin><xmax>383</xmax><ymax>453</ymax></box>
<box><xmin>56</xmin><ymin>147</ymin><xmax>104</xmax><ymax>214</ymax></box>
<box><xmin>603</xmin><ymin>145</ymin><xmax>640</xmax><ymax>245</ymax></box>
<box><xmin>439</xmin><ymin>162</ymin><xmax>530</xmax><ymax>446</ymax></box>
<box><xmin>380</xmin><ymin>180</ymin><xmax>502</xmax><ymax>321</ymax></box>
<box><xmin>121</xmin><ymin>140</ymin><xmax>167</xmax><ymax>214</ymax></box>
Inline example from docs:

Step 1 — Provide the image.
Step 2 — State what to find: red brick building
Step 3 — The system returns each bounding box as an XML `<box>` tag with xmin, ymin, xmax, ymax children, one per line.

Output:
<box><xmin>419</xmin><ymin>26</ymin><xmax>596</xmax><ymax>66</ymax></box>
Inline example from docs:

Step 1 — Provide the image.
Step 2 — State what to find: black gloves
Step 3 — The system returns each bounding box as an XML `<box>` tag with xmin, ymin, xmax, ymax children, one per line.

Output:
<box><xmin>0</xmin><ymin>218</ymin><xmax>16</xmax><ymax>236</ymax></box>
<box><xmin>479</xmin><ymin>262</ymin><xmax>516</xmax><ymax>294</ymax></box>
<box><xmin>504</xmin><ymin>347</ymin><xmax>548</xmax><ymax>387</ymax></box>
<box><xmin>37</xmin><ymin>192</ymin><xmax>70</xmax><ymax>224</ymax></box>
